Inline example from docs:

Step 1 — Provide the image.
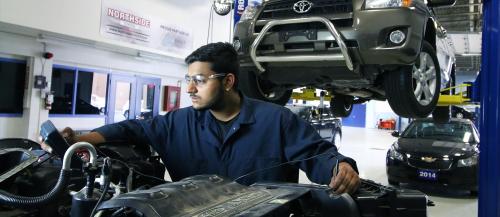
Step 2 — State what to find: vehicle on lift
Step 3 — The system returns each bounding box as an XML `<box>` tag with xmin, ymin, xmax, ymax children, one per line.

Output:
<box><xmin>386</xmin><ymin>118</ymin><xmax>479</xmax><ymax>195</ymax></box>
<box><xmin>233</xmin><ymin>0</ymin><xmax>457</xmax><ymax>118</ymax></box>
<box><xmin>286</xmin><ymin>105</ymin><xmax>342</xmax><ymax>148</ymax></box>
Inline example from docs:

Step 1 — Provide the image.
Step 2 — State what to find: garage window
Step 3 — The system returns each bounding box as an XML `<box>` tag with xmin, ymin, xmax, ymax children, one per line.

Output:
<box><xmin>50</xmin><ymin>65</ymin><xmax>108</xmax><ymax>116</ymax></box>
<box><xmin>0</xmin><ymin>57</ymin><xmax>27</xmax><ymax>116</ymax></box>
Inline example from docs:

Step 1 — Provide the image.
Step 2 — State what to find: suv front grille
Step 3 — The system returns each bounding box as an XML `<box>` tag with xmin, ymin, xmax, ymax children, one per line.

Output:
<box><xmin>258</xmin><ymin>0</ymin><xmax>353</xmax><ymax>19</ymax></box>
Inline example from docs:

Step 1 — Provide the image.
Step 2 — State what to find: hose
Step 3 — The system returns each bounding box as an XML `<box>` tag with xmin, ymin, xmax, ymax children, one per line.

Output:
<box><xmin>0</xmin><ymin>142</ymin><xmax>98</xmax><ymax>207</ymax></box>
<box><xmin>0</xmin><ymin>169</ymin><xmax>70</xmax><ymax>207</ymax></box>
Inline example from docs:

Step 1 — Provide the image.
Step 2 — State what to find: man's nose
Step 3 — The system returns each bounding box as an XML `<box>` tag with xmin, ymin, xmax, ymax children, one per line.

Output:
<box><xmin>187</xmin><ymin>80</ymin><xmax>197</xmax><ymax>93</ymax></box>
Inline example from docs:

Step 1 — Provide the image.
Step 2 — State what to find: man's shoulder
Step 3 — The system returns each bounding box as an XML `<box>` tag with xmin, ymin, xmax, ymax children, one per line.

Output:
<box><xmin>163</xmin><ymin>106</ymin><xmax>199</xmax><ymax>119</ymax></box>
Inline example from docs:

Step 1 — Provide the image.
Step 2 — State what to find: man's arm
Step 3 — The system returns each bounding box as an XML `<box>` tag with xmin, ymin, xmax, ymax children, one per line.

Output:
<box><xmin>282</xmin><ymin>110</ymin><xmax>360</xmax><ymax>194</ymax></box>
<box><xmin>73</xmin><ymin>131</ymin><xmax>106</xmax><ymax>145</ymax></box>
<box><xmin>40</xmin><ymin>127</ymin><xmax>106</xmax><ymax>154</ymax></box>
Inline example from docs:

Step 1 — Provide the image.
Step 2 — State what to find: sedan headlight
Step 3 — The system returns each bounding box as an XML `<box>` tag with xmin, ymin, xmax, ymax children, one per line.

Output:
<box><xmin>457</xmin><ymin>155</ymin><xmax>478</xmax><ymax>167</ymax></box>
<box><xmin>365</xmin><ymin>0</ymin><xmax>412</xmax><ymax>9</ymax></box>
<box><xmin>240</xmin><ymin>5</ymin><xmax>259</xmax><ymax>21</ymax></box>
<box><xmin>389</xmin><ymin>143</ymin><xmax>404</xmax><ymax>161</ymax></box>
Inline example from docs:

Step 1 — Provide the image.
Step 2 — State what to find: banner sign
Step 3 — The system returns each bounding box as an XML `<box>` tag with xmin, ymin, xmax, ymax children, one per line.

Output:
<box><xmin>100</xmin><ymin>1</ymin><xmax>193</xmax><ymax>56</ymax></box>
<box><xmin>234</xmin><ymin>0</ymin><xmax>248</xmax><ymax>23</ymax></box>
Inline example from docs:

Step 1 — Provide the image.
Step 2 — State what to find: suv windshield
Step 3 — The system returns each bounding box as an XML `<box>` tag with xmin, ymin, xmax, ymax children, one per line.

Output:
<box><xmin>401</xmin><ymin>120</ymin><xmax>475</xmax><ymax>143</ymax></box>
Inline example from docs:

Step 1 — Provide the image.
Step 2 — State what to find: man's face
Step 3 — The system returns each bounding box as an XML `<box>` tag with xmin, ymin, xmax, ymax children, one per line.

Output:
<box><xmin>186</xmin><ymin>61</ymin><xmax>225</xmax><ymax>110</ymax></box>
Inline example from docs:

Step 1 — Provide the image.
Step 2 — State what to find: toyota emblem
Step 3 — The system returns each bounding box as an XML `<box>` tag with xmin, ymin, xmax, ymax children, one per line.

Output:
<box><xmin>293</xmin><ymin>0</ymin><xmax>313</xmax><ymax>14</ymax></box>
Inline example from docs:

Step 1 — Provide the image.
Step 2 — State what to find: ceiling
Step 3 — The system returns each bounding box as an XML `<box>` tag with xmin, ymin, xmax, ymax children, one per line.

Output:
<box><xmin>434</xmin><ymin>0</ymin><xmax>483</xmax><ymax>33</ymax></box>
<box><xmin>433</xmin><ymin>0</ymin><xmax>483</xmax><ymax>76</ymax></box>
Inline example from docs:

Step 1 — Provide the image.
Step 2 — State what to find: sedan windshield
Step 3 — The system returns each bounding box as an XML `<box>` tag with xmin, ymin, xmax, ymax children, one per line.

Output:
<box><xmin>401</xmin><ymin>121</ymin><xmax>475</xmax><ymax>143</ymax></box>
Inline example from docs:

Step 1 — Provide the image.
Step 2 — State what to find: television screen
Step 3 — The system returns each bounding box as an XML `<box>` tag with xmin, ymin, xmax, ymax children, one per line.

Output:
<box><xmin>0</xmin><ymin>60</ymin><xmax>27</xmax><ymax>114</ymax></box>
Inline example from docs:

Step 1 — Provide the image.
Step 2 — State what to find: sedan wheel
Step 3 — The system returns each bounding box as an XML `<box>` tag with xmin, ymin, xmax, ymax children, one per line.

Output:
<box><xmin>384</xmin><ymin>41</ymin><xmax>441</xmax><ymax>118</ymax></box>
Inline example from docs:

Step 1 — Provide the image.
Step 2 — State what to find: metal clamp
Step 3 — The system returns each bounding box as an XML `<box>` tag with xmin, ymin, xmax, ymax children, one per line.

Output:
<box><xmin>250</xmin><ymin>16</ymin><xmax>354</xmax><ymax>72</ymax></box>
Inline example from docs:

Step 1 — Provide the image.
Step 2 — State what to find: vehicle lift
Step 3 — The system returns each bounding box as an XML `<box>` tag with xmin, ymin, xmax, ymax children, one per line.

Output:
<box><xmin>290</xmin><ymin>82</ymin><xmax>479</xmax><ymax>106</ymax></box>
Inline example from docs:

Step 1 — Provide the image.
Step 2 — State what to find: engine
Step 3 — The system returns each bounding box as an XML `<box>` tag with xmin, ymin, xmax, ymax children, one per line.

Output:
<box><xmin>0</xmin><ymin>120</ymin><xmax>429</xmax><ymax>217</ymax></box>
<box><xmin>95</xmin><ymin>175</ymin><xmax>427</xmax><ymax>217</ymax></box>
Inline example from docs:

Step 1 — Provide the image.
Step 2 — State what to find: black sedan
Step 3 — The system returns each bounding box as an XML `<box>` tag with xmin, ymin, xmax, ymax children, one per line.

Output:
<box><xmin>386</xmin><ymin>118</ymin><xmax>479</xmax><ymax>194</ymax></box>
<box><xmin>286</xmin><ymin>105</ymin><xmax>342</xmax><ymax>148</ymax></box>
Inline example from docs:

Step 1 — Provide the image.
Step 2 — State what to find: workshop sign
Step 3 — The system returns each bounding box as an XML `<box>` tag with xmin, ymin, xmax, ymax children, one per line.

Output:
<box><xmin>100</xmin><ymin>1</ymin><xmax>193</xmax><ymax>56</ymax></box>
<box><xmin>234</xmin><ymin>0</ymin><xmax>262</xmax><ymax>23</ymax></box>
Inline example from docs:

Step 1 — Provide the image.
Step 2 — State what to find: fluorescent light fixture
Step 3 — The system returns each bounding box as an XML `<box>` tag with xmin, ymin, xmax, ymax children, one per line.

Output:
<box><xmin>459</xmin><ymin>53</ymin><xmax>482</xmax><ymax>57</ymax></box>
<box><xmin>37</xmin><ymin>34</ymin><xmax>185</xmax><ymax>64</ymax></box>
<box><xmin>137</xmin><ymin>51</ymin><xmax>165</xmax><ymax>61</ymax></box>
<box><xmin>137</xmin><ymin>51</ymin><xmax>185</xmax><ymax>64</ymax></box>
<box><xmin>36</xmin><ymin>34</ymin><xmax>95</xmax><ymax>48</ymax></box>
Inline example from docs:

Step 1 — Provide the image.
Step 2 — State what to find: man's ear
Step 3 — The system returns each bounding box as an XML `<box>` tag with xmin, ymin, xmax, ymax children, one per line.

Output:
<box><xmin>224</xmin><ymin>73</ymin><xmax>236</xmax><ymax>91</ymax></box>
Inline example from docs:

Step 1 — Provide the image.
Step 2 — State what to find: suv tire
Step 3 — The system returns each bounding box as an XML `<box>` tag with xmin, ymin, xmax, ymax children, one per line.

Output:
<box><xmin>330</xmin><ymin>95</ymin><xmax>353</xmax><ymax>117</ymax></box>
<box><xmin>385</xmin><ymin>41</ymin><xmax>441</xmax><ymax>118</ymax></box>
<box><xmin>432</xmin><ymin>106</ymin><xmax>451</xmax><ymax>123</ymax></box>
<box><xmin>432</xmin><ymin>66</ymin><xmax>455</xmax><ymax>122</ymax></box>
<box><xmin>240</xmin><ymin>70</ymin><xmax>292</xmax><ymax>105</ymax></box>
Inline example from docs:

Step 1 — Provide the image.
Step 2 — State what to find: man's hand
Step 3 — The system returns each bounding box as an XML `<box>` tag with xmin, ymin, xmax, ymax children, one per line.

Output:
<box><xmin>40</xmin><ymin>127</ymin><xmax>77</xmax><ymax>153</ymax></box>
<box><xmin>329</xmin><ymin>162</ymin><xmax>360</xmax><ymax>194</ymax></box>
<box><xmin>61</xmin><ymin>127</ymin><xmax>78</xmax><ymax>145</ymax></box>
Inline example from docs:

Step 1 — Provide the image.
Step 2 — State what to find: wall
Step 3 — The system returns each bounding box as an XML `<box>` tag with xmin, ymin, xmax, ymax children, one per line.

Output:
<box><xmin>0</xmin><ymin>0</ymin><xmax>233</xmax><ymax>57</ymax></box>
<box><xmin>342</xmin><ymin>104</ymin><xmax>366</xmax><ymax>128</ymax></box>
<box><xmin>0</xmin><ymin>0</ymin><xmax>234</xmax><ymax>140</ymax></box>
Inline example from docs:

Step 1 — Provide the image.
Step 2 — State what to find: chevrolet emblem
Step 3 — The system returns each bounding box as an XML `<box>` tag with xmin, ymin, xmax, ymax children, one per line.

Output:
<box><xmin>421</xmin><ymin>157</ymin><xmax>437</xmax><ymax>163</ymax></box>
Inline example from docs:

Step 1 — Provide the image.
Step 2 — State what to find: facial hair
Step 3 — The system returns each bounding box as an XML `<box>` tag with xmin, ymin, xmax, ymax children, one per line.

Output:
<box><xmin>192</xmin><ymin>85</ymin><xmax>225</xmax><ymax>111</ymax></box>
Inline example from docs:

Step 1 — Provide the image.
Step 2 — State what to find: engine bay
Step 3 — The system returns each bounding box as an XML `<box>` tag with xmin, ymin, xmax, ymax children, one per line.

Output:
<box><xmin>0</xmin><ymin>121</ymin><xmax>429</xmax><ymax>217</ymax></box>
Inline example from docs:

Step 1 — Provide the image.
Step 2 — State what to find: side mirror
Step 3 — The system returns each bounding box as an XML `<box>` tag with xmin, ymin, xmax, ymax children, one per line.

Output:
<box><xmin>428</xmin><ymin>0</ymin><xmax>456</xmax><ymax>7</ymax></box>
<box><xmin>391</xmin><ymin>131</ymin><xmax>400</xmax><ymax>137</ymax></box>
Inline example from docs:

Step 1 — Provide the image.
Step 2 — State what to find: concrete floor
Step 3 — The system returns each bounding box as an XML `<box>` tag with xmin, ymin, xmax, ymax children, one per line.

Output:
<box><xmin>299</xmin><ymin>126</ymin><xmax>478</xmax><ymax>217</ymax></box>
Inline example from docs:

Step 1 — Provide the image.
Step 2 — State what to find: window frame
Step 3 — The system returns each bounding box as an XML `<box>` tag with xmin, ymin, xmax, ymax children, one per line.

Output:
<box><xmin>49</xmin><ymin>64</ymin><xmax>108</xmax><ymax>117</ymax></box>
<box><xmin>0</xmin><ymin>57</ymin><xmax>27</xmax><ymax>117</ymax></box>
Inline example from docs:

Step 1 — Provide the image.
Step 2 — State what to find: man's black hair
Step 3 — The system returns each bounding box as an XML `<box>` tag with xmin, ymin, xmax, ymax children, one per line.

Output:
<box><xmin>185</xmin><ymin>42</ymin><xmax>239</xmax><ymax>88</ymax></box>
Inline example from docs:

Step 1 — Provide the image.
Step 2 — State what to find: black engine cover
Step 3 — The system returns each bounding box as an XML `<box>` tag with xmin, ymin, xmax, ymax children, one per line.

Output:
<box><xmin>96</xmin><ymin>175</ymin><xmax>427</xmax><ymax>217</ymax></box>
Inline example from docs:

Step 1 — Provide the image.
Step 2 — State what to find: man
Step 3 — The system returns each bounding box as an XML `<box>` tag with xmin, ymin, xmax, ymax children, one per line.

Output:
<box><xmin>55</xmin><ymin>42</ymin><xmax>360</xmax><ymax>194</ymax></box>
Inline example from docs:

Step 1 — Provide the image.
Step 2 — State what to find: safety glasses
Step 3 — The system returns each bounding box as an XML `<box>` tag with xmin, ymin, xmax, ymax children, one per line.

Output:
<box><xmin>184</xmin><ymin>73</ymin><xmax>227</xmax><ymax>87</ymax></box>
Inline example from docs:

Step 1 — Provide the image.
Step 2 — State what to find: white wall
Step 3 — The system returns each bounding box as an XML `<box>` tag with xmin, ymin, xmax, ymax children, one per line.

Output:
<box><xmin>0</xmin><ymin>0</ymin><xmax>233</xmax><ymax>57</ymax></box>
<box><xmin>0</xmin><ymin>0</ymin><xmax>234</xmax><ymax>139</ymax></box>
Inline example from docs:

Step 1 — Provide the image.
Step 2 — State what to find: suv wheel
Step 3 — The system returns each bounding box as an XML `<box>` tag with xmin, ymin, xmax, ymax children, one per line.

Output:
<box><xmin>384</xmin><ymin>41</ymin><xmax>441</xmax><ymax>118</ymax></box>
<box><xmin>240</xmin><ymin>70</ymin><xmax>292</xmax><ymax>105</ymax></box>
<box><xmin>432</xmin><ymin>66</ymin><xmax>455</xmax><ymax>122</ymax></box>
<box><xmin>330</xmin><ymin>95</ymin><xmax>353</xmax><ymax>117</ymax></box>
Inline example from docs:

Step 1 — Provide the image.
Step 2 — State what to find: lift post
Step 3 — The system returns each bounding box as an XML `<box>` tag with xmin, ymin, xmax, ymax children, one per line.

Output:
<box><xmin>478</xmin><ymin>0</ymin><xmax>500</xmax><ymax>216</ymax></box>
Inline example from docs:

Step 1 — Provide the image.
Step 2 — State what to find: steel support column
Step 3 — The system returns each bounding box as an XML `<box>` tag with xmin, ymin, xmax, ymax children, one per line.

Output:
<box><xmin>479</xmin><ymin>0</ymin><xmax>500</xmax><ymax>216</ymax></box>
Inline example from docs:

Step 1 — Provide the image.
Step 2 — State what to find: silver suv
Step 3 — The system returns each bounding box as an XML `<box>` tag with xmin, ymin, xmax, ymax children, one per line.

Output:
<box><xmin>233</xmin><ymin>0</ymin><xmax>456</xmax><ymax>118</ymax></box>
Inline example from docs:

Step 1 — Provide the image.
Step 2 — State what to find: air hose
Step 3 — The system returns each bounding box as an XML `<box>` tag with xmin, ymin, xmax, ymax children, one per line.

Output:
<box><xmin>0</xmin><ymin>142</ymin><xmax>98</xmax><ymax>207</ymax></box>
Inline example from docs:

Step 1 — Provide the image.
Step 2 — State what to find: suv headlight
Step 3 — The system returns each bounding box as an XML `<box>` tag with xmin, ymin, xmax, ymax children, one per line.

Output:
<box><xmin>240</xmin><ymin>5</ymin><xmax>260</xmax><ymax>21</ymax></box>
<box><xmin>365</xmin><ymin>0</ymin><xmax>412</xmax><ymax>9</ymax></box>
<box><xmin>457</xmin><ymin>155</ymin><xmax>478</xmax><ymax>167</ymax></box>
<box><xmin>389</xmin><ymin>143</ymin><xmax>404</xmax><ymax>161</ymax></box>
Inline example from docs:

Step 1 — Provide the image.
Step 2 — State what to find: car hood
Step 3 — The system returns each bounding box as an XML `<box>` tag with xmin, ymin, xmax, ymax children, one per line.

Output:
<box><xmin>397</xmin><ymin>138</ymin><xmax>477</xmax><ymax>158</ymax></box>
